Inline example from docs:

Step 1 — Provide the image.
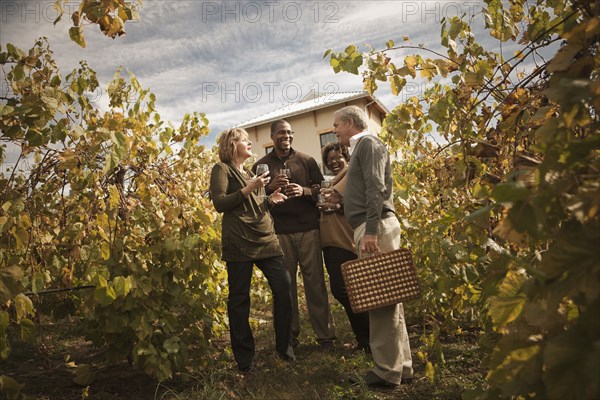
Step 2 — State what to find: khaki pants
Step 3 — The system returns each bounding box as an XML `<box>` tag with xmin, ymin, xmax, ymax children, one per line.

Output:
<box><xmin>354</xmin><ymin>217</ymin><xmax>413</xmax><ymax>384</ymax></box>
<box><xmin>278</xmin><ymin>229</ymin><xmax>336</xmax><ymax>343</ymax></box>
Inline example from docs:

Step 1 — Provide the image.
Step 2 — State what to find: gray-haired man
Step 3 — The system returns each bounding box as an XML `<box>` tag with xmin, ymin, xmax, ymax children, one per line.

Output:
<box><xmin>333</xmin><ymin>105</ymin><xmax>413</xmax><ymax>388</ymax></box>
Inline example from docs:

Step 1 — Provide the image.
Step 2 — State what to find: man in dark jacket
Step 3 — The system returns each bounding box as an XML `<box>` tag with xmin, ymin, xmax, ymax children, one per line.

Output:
<box><xmin>254</xmin><ymin>119</ymin><xmax>336</xmax><ymax>349</ymax></box>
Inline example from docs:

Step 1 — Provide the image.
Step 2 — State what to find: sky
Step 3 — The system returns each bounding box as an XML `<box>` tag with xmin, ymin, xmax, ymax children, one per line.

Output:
<box><xmin>2</xmin><ymin>0</ymin><xmax>520</xmax><ymax>148</ymax></box>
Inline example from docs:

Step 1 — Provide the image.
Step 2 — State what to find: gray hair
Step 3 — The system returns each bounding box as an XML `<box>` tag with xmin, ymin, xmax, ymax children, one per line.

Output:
<box><xmin>334</xmin><ymin>105</ymin><xmax>369</xmax><ymax>131</ymax></box>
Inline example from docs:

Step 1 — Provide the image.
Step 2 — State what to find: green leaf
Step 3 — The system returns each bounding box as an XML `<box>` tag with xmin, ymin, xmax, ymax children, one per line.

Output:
<box><xmin>448</xmin><ymin>17</ymin><xmax>462</xmax><ymax>39</ymax></box>
<box><xmin>163</xmin><ymin>336</ymin><xmax>180</xmax><ymax>355</ymax></box>
<box><xmin>14</xmin><ymin>294</ymin><xmax>34</xmax><ymax>323</ymax></box>
<box><xmin>0</xmin><ymin>375</ymin><xmax>24</xmax><ymax>400</ymax></box>
<box><xmin>184</xmin><ymin>234</ymin><xmax>200</xmax><ymax>250</ymax></box>
<box><xmin>111</xmin><ymin>131</ymin><xmax>128</xmax><ymax>158</ymax></box>
<box><xmin>20</xmin><ymin>318</ymin><xmax>35</xmax><ymax>342</ymax></box>
<box><xmin>1</xmin><ymin>311</ymin><xmax>11</xmax><ymax>360</ymax></box>
<box><xmin>497</xmin><ymin>269</ymin><xmax>526</xmax><ymax>297</ymax></box>
<box><xmin>509</xmin><ymin>202</ymin><xmax>540</xmax><ymax>237</ymax></box>
<box><xmin>0</xmin><ymin>265</ymin><xmax>23</xmax><ymax>303</ymax></box>
<box><xmin>73</xmin><ymin>364</ymin><xmax>96</xmax><ymax>386</ymax></box>
<box><xmin>6</xmin><ymin>43</ymin><xmax>24</xmax><ymax>59</ymax></box>
<box><xmin>487</xmin><ymin>295</ymin><xmax>526</xmax><ymax>327</ymax></box>
<box><xmin>491</xmin><ymin>182</ymin><xmax>529</xmax><ymax>203</ymax></box>
<box><xmin>69</xmin><ymin>26</ymin><xmax>86</xmax><ymax>48</ymax></box>
<box><xmin>3</xmin><ymin>125</ymin><xmax>22</xmax><ymax>139</ymax></box>
<box><xmin>25</xmin><ymin>128</ymin><xmax>44</xmax><ymax>147</ymax></box>
<box><xmin>488</xmin><ymin>345</ymin><xmax>542</xmax><ymax>392</ymax></box>
<box><xmin>390</xmin><ymin>75</ymin><xmax>406</xmax><ymax>96</ymax></box>
<box><xmin>31</xmin><ymin>271</ymin><xmax>44</xmax><ymax>294</ymax></box>
<box><xmin>113</xmin><ymin>276</ymin><xmax>132</xmax><ymax>298</ymax></box>
<box><xmin>95</xmin><ymin>285</ymin><xmax>117</xmax><ymax>306</ymax></box>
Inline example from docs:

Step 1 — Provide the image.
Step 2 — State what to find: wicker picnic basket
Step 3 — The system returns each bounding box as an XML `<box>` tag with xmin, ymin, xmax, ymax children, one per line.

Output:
<box><xmin>341</xmin><ymin>248</ymin><xmax>421</xmax><ymax>313</ymax></box>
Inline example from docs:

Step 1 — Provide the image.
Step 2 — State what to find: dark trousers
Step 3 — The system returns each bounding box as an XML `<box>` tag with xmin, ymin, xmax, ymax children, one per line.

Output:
<box><xmin>322</xmin><ymin>246</ymin><xmax>370</xmax><ymax>348</ymax></box>
<box><xmin>226</xmin><ymin>256</ymin><xmax>294</xmax><ymax>369</ymax></box>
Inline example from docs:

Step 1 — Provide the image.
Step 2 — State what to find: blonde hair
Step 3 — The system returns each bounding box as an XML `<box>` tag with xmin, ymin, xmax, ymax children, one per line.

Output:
<box><xmin>217</xmin><ymin>128</ymin><xmax>247</xmax><ymax>163</ymax></box>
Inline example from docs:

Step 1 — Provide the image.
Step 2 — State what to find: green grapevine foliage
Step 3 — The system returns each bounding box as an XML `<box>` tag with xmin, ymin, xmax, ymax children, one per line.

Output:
<box><xmin>0</xmin><ymin>37</ymin><xmax>228</xmax><ymax>389</ymax></box>
<box><xmin>326</xmin><ymin>1</ymin><xmax>599</xmax><ymax>398</ymax></box>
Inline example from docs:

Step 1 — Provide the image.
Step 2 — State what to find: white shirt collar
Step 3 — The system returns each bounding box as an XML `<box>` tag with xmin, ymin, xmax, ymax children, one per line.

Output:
<box><xmin>348</xmin><ymin>131</ymin><xmax>371</xmax><ymax>155</ymax></box>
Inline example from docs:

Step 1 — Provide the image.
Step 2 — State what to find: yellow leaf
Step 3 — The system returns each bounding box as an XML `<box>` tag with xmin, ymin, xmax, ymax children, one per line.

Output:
<box><xmin>404</xmin><ymin>55</ymin><xmax>417</xmax><ymax>68</ymax></box>
<box><xmin>14</xmin><ymin>293</ymin><xmax>34</xmax><ymax>323</ymax></box>
<box><xmin>108</xmin><ymin>186</ymin><xmax>120</xmax><ymax>208</ymax></box>
<box><xmin>425</xmin><ymin>361</ymin><xmax>435</xmax><ymax>382</ymax></box>
<box><xmin>19</xmin><ymin>214</ymin><xmax>32</xmax><ymax>229</ymax></box>
<box><xmin>100</xmin><ymin>242</ymin><xmax>111</xmax><ymax>260</ymax></box>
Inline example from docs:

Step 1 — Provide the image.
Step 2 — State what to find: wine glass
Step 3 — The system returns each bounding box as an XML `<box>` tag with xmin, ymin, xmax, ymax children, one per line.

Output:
<box><xmin>278</xmin><ymin>168</ymin><xmax>292</xmax><ymax>193</ymax></box>
<box><xmin>256</xmin><ymin>164</ymin><xmax>269</xmax><ymax>176</ymax></box>
<box><xmin>320</xmin><ymin>179</ymin><xmax>332</xmax><ymax>202</ymax></box>
<box><xmin>280</xmin><ymin>168</ymin><xmax>291</xmax><ymax>180</ymax></box>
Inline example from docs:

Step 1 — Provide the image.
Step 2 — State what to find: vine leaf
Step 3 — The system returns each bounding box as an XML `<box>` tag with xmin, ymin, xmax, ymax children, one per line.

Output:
<box><xmin>73</xmin><ymin>364</ymin><xmax>96</xmax><ymax>386</ymax></box>
<box><xmin>0</xmin><ymin>266</ymin><xmax>23</xmax><ymax>303</ymax></box>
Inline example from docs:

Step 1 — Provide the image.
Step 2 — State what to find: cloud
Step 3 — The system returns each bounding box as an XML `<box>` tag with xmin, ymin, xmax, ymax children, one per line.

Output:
<box><xmin>2</xmin><ymin>0</ymin><xmax>553</xmax><ymax>147</ymax></box>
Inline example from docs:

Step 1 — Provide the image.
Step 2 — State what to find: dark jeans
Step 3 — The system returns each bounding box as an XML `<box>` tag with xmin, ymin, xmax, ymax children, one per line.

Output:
<box><xmin>226</xmin><ymin>256</ymin><xmax>294</xmax><ymax>369</ymax></box>
<box><xmin>322</xmin><ymin>246</ymin><xmax>370</xmax><ymax>349</ymax></box>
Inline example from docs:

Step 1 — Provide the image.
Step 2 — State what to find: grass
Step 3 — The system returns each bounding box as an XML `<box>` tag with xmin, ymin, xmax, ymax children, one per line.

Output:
<box><xmin>3</xmin><ymin>295</ymin><xmax>486</xmax><ymax>400</ymax></box>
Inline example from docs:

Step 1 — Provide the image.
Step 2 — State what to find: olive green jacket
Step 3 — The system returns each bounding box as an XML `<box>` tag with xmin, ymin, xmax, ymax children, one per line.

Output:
<box><xmin>209</xmin><ymin>162</ymin><xmax>283</xmax><ymax>262</ymax></box>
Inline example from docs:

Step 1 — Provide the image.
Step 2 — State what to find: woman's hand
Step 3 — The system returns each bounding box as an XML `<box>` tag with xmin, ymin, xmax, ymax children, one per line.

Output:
<box><xmin>317</xmin><ymin>201</ymin><xmax>341</xmax><ymax>213</ymax></box>
<box><xmin>325</xmin><ymin>188</ymin><xmax>343</xmax><ymax>205</ymax></box>
<box><xmin>242</xmin><ymin>172</ymin><xmax>270</xmax><ymax>196</ymax></box>
<box><xmin>268</xmin><ymin>187</ymin><xmax>287</xmax><ymax>205</ymax></box>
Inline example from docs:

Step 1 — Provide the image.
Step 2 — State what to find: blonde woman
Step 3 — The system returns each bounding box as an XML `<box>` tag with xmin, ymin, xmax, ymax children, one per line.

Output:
<box><xmin>209</xmin><ymin>128</ymin><xmax>295</xmax><ymax>373</ymax></box>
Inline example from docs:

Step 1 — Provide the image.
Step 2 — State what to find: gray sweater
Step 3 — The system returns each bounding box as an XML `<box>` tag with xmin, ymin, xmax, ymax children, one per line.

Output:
<box><xmin>344</xmin><ymin>135</ymin><xmax>395</xmax><ymax>235</ymax></box>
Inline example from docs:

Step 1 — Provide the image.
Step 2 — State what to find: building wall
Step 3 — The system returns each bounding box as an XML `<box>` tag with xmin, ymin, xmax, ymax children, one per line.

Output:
<box><xmin>248</xmin><ymin>98</ymin><xmax>385</xmax><ymax>170</ymax></box>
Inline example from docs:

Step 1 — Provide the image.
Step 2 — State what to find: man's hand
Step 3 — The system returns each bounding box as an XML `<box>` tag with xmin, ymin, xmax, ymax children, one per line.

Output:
<box><xmin>267</xmin><ymin>172</ymin><xmax>289</xmax><ymax>192</ymax></box>
<box><xmin>284</xmin><ymin>183</ymin><xmax>303</xmax><ymax>198</ymax></box>
<box><xmin>360</xmin><ymin>234</ymin><xmax>380</xmax><ymax>255</ymax></box>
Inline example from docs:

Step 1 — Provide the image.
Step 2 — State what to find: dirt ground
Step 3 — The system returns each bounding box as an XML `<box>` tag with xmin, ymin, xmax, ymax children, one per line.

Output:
<box><xmin>3</xmin><ymin>309</ymin><xmax>485</xmax><ymax>400</ymax></box>
<box><xmin>2</xmin><ymin>317</ymin><xmax>203</xmax><ymax>400</ymax></box>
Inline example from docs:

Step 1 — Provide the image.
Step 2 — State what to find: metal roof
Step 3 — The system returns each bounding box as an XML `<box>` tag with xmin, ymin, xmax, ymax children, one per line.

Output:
<box><xmin>235</xmin><ymin>91</ymin><xmax>389</xmax><ymax>128</ymax></box>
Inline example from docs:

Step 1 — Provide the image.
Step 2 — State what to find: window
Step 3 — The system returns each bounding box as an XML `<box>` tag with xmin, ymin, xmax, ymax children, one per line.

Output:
<box><xmin>319</xmin><ymin>131</ymin><xmax>337</xmax><ymax>176</ymax></box>
<box><xmin>319</xmin><ymin>131</ymin><xmax>336</xmax><ymax>148</ymax></box>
